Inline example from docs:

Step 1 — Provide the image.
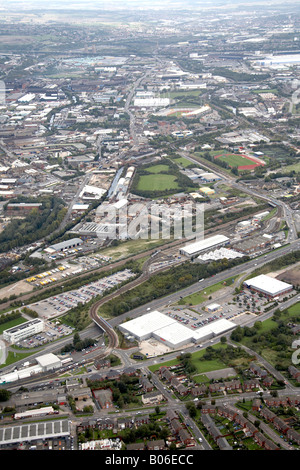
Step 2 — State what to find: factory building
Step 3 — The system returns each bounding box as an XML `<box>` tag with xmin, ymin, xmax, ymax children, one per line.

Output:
<box><xmin>233</xmin><ymin>235</ymin><xmax>272</xmax><ymax>255</ymax></box>
<box><xmin>180</xmin><ymin>235</ymin><xmax>230</xmax><ymax>259</ymax></box>
<box><xmin>243</xmin><ymin>274</ymin><xmax>293</xmax><ymax>299</ymax></box>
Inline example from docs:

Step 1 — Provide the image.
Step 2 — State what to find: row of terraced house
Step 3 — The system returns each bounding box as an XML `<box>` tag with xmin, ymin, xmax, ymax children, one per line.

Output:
<box><xmin>201</xmin><ymin>405</ymin><xmax>280</xmax><ymax>450</ymax></box>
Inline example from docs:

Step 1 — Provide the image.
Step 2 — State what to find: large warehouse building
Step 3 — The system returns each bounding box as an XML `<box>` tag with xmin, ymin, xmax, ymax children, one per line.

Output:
<box><xmin>180</xmin><ymin>234</ymin><xmax>230</xmax><ymax>258</ymax></box>
<box><xmin>119</xmin><ymin>311</ymin><xmax>236</xmax><ymax>349</ymax></box>
<box><xmin>118</xmin><ymin>310</ymin><xmax>175</xmax><ymax>342</ymax></box>
<box><xmin>243</xmin><ymin>274</ymin><xmax>293</xmax><ymax>299</ymax></box>
<box><xmin>45</xmin><ymin>238</ymin><xmax>83</xmax><ymax>254</ymax></box>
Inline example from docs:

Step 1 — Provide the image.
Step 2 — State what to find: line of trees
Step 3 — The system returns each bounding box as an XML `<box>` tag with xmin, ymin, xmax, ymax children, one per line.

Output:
<box><xmin>101</xmin><ymin>255</ymin><xmax>249</xmax><ymax>317</ymax></box>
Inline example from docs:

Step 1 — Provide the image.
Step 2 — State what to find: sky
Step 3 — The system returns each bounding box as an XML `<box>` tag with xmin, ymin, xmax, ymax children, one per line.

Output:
<box><xmin>0</xmin><ymin>0</ymin><xmax>298</xmax><ymax>10</ymax></box>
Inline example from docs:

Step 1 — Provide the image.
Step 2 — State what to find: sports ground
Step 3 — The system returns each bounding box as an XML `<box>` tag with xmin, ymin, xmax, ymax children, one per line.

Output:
<box><xmin>214</xmin><ymin>152</ymin><xmax>265</xmax><ymax>170</ymax></box>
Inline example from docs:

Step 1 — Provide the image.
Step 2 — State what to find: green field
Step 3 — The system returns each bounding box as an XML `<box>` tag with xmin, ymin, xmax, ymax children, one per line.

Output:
<box><xmin>136</xmin><ymin>173</ymin><xmax>179</xmax><ymax>192</ymax></box>
<box><xmin>277</xmin><ymin>162</ymin><xmax>300</xmax><ymax>173</ymax></box>
<box><xmin>171</xmin><ymin>156</ymin><xmax>193</xmax><ymax>168</ymax></box>
<box><xmin>178</xmin><ymin>275</ymin><xmax>238</xmax><ymax>306</ymax></box>
<box><xmin>149</xmin><ymin>343</ymin><xmax>227</xmax><ymax>373</ymax></box>
<box><xmin>214</xmin><ymin>153</ymin><xmax>256</xmax><ymax>168</ymax></box>
<box><xmin>145</xmin><ymin>164</ymin><xmax>171</xmax><ymax>174</ymax></box>
<box><xmin>0</xmin><ymin>316</ymin><xmax>27</xmax><ymax>335</ymax></box>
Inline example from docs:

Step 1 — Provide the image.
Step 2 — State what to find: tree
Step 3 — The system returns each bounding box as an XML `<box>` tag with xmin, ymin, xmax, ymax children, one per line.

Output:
<box><xmin>73</xmin><ymin>332</ymin><xmax>81</xmax><ymax>347</ymax></box>
<box><xmin>0</xmin><ymin>389</ymin><xmax>11</xmax><ymax>401</ymax></box>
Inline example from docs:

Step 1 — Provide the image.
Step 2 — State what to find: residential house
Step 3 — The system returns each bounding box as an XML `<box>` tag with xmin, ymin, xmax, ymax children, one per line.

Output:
<box><xmin>217</xmin><ymin>406</ymin><xmax>237</xmax><ymax>421</ymax></box>
<box><xmin>252</xmin><ymin>398</ymin><xmax>262</xmax><ymax>412</ymax></box>
<box><xmin>224</xmin><ymin>380</ymin><xmax>241</xmax><ymax>391</ymax></box>
<box><xmin>178</xmin><ymin>428</ymin><xmax>194</xmax><ymax>447</ymax></box>
<box><xmin>191</xmin><ymin>385</ymin><xmax>207</xmax><ymax>397</ymax></box>
<box><xmin>272</xmin><ymin>416</ymin><xmax>290</xmax><ymax>434</ymax></box>
<box><xmin>160</xmin><ymin>366</ymin><xmax>173</xmax><ymax>382</ymax></box>
<box><xmin>262</xmin><ymin>376</ymin><xmax>274</xmax><ymax>388</ymax></box>
<box><xmin>126</xmin><ymin>443</ymin><xmax>145</xmax><ymax>451</ymax></box>
<box><xmin>288</xmin><ymin>366</ymin><xmax>300</xmax><ymax>381</ymax></box>
<box><xmin>243</xmin><ymin>379</ymin><xmax>258</xmax><ymax>391</ymax></box>
<box><xmin>250</xmin><ymin>362</ymin><xmax>268</xmax><ymax>378</ymax></box>
<box><xmin>140</xmin><ymin>377</ymin><xmax>153</xmax><ymax>393</ymax></box>
<box><xmin>97</xmin><ymin>418</ymin><xmax>115</xmax><ymax>430</ymax></box>
<box><xmin>166</xmin><ymin>409</ymin><xmax>178</xmax><ymax>423</ymax></box>
<box><xmin>217</xmin><ymin>437</ymin><xmax>233</xmax><ymax>450</ymax></box>
<box><xmin>260</xmin><ymin>407</ymin><xmax>276</xmax><ymax>422</ymax></box>
<box><xmin>170</xmin><ymin>418</ymin><xmax>183</xmax><ymax>435</ymax></box>
<box><xmin>209</xmin><ymin>382</ymin><xmax>224</xmax><ymax>394</ymax></box>
<box><xmin>286</xmin><ymin>428</ymin><xmax>300</xmax><ymax>445</ymax></box>
<box><xmin>201</xmin><ymin>404</ymin><xmax>216</xmax><ymax>415</ymax></box>
<box><xmin>135</xmin><ymin>414</ymin><xmax>150</xmax><ymax>427</ymax></box>
<box><xmin>141</xmin><ymin>390</ymin><xmax>163</xmax><ymax>405</ymax></box>
<box><xmin>147</xmin><ymin>440</ymin><xmax>165</xmax><ymax>451</ymax></box>
<box><xmin>264</xmin><ymin>438</ymin><xmax>280</xmax><ymax>451</ymax></box>
<box><xmin>171</xmin><ymin>377</ymin><xmax>189</xmax><ymax>396</ymax></box>
<box><xmin>287</xmin><ymin>396</ymin><xmax>300</xmax><ymax>407</ymax></box>
<box><xmin>265</xmin><ymin>396</ymin><xmax>288</xmax><ymax>407</ymax></box>
<box><xmin>118</xmin><ymin>417</ymin><xmax>134</xmax><ymax>430</ymax></box>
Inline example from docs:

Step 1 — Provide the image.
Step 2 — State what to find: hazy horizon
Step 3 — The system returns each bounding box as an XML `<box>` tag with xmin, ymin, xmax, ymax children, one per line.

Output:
<box><xmin>0</xmin><ymin>0</ymin><xmax>299</xmax><ymax>11</ymax></box>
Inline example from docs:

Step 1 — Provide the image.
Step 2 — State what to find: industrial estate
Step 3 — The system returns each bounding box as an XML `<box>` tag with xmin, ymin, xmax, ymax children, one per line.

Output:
<box><xmin>0</xmin><ymin>0</ymin><xmax>300</xmax><ymax>455</ymax></box>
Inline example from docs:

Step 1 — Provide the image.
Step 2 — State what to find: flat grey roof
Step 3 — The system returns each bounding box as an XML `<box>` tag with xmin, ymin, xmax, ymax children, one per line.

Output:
<box><xmin>0</xmin><ymin>419</ymin><xmax>70</xmax><ymax>446</ymax></box>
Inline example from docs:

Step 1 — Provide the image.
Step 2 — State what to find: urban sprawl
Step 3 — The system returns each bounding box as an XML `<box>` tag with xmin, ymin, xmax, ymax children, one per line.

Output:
<box><xmin>0</xmin><ymin>0</ymin><xmax>300</xmax><ymax>454</ymax></box>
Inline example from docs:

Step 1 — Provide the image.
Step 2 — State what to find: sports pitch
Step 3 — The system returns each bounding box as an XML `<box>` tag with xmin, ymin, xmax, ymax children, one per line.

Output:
<box><xmin>214</xmin><ymin>152</ymin><xmax>264</xmax><ymax>170</ymax></box>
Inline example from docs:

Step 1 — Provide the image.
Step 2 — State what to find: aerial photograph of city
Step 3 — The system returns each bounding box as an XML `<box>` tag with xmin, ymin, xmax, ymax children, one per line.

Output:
<box><xmin>0</xmin><ymin>0</ymin><xmax>299</xmax><ymax>459</ymax></box>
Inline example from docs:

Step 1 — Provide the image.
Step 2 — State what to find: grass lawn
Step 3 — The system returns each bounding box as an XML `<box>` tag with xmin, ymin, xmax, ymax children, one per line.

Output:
<box><xmin>192</xmin><ymin>374</ymin><xmax>210</xmax><ymax>384</ymax></box>
<box><xmin>149</xmin><ymin>343</ymin><xmax>227</xmax><ymax>374</ymax></box>
<box><xmin>285</xmin><ymin>302</ymin><xmax>300</xmax><ymax>316</ymax></box>
<box><xmin>0</xmin><ymin>316</ymin><xmax>27</xmax><ymax>334</ymax></box>
<box><xmin>256</xmin><ymin>318</ymin><xmax>278</xmax><ymax>333</ymax></box>
<box><xmin>136</xmin><ymin>173</ymin><xmax>179</xmax><ymax>192</ymax></box>
<box><xmin>171</xmin><ymin>156</ymin><xmax>193</xmax><ymax>168</ymax></box>
<box><xmin>0</xmin><ymin>350</ymin><xmax>35</xmax><ymax>368</ymax></box>
<box><xmin>177</xmin><ymin>275</ymin><xmax>238</xmax><ymax>306</ymax></box>
<box><xmin>161</xmin><ymin>90</ymin><xmax>203</xmax><ymax>99</ymax></box>
<box><xmin>145</xmin><ymin>164</ymin><xmax>171</xmax><ymax>174</ymax></box>
<box><xmin>279</xmin><ymin>162</ymin><xmax>300</xmax><ymax>173</ymax></box>
<box><xmin>214</xmin><ymin>153</ymin><xmax>256</xmax><ymax>168</ymax></box>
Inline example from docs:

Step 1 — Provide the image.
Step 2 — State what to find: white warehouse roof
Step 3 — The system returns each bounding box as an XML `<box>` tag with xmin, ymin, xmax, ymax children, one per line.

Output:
<box><xmin>36</xmin><ymin>353</ymin><xmax>61</xmax><ymax>369</ymax></box>
<box><xmin>153</xmin><ymin>322</ymin><xmax>194</xmax><ymax>348</ymax></box>
<box><xmin>119</xmin><ymin>310</ymin><xmax>175</xmax><ymax>341</ymax></box>
<box><xmin>119</xmin><ymin>311</ymin><xmax>236</xmax><ymax>348</ymax></box>
<box><xmin>192</xmin><ymin>318</ymin><xmax>236</xmax><ymax>342</ymax></box>
<box><xmin>181</xmin><ymin>234</ymin><xmax>229</xmax><ymax>256</ymax></box>
<box><xmin>243</xmin><ymin>274</ymin><xmax>292</xmax><ymax>296</ymax></box>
